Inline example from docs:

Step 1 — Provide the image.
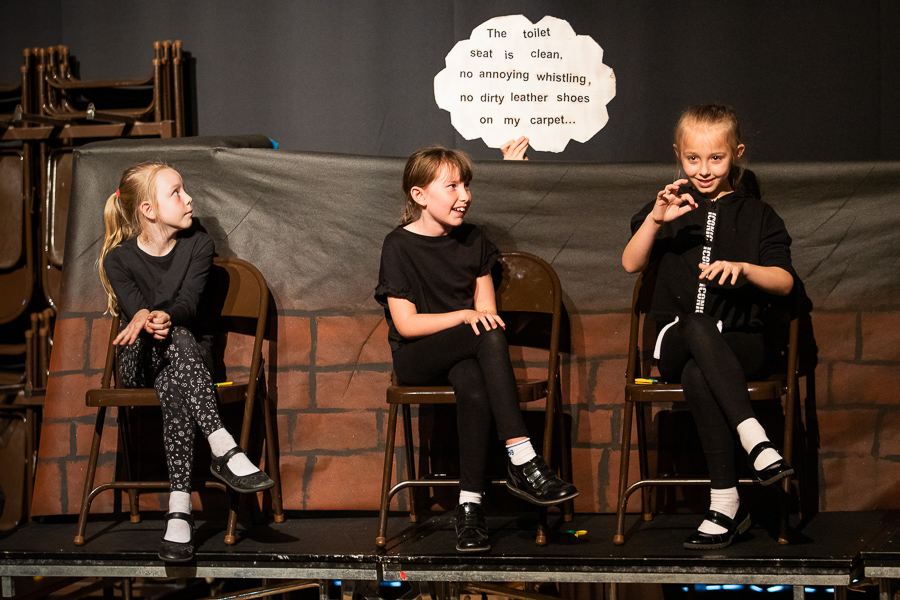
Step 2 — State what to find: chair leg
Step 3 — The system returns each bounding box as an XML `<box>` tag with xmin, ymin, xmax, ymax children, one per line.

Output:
<box><xmin>553</xmin><ymin>379</ymin><xmax>574</xmax><ymax>522</ymax></box>
<box><xmin>535</xmin><ymin>506</ymin><xmax>548</xmax><ymax>546</ymax></box>
<box><xmin>635</xmin><ymin>402</ymin><xmax>652</xmax><ymax>521</ymax></box>
<box><xmin>377</xmin><ymin>404</ymin><xmax>399</xmax><ymax>547</ymax></box>
<box><xmin>118</xmin><ymin>407</ymin><xmax>141</xmax><ymax>523</ymax></box>
<box><xmin>127</xmin><ymin>489</ymin><xmax>140</xmax><ymax>523</ymax></box>
<box><xmin>779</xmin><ymin>376</ymin><xmax>798</xmax><ymax>545</ymax></box>
<box><xmin>614</xmin><ymin>400</ymin><xmax>634</xmax><ymax>545</ymax></box>
<box><xmin>225</xmin><ymin>491</ymin><xmax>240</xmax><ymax>546</ymax></box>
<box><xmin>401</xmin><ymin>404</ymin><xmax>418</xmax><ymax>523</ymax></box>
<box><xmin>75</xmin><ymin>406</ymin><xmax>106</xmax><ymax>545</ymax></box>
<box><xmin>262</xmin><ymin>392</ymin><xmax>285</xmax><ymax>523</ymax></box>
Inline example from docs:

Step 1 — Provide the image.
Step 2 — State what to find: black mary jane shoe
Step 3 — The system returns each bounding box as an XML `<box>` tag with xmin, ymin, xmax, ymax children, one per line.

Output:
<box><xmin>506</xmin><ymin>456</ymin><xmax>579</xmax><ymax>506</ymax></box>
<box><xmin>455</xmin><ymin>503</ymin><xmax>490</xmax><ymax>553</ymax></box>
<box><xmin>748</xmin><ymin>441</ymin><xmax>794</xmax><ymax>486</ymax></box>
<box><xmin>158</xmin><ymin>512</ymin><xmax>194</xmax><ymax>563</ymax></box>
<box><xmin>210</xmin><ymin>446</ymin><xmax>275</xmax><ymax>493</ymax></box>
<box><xmin>683</xmin><ymin>505</ymin><xmax>751</xmax><ymax>550</ymax></box>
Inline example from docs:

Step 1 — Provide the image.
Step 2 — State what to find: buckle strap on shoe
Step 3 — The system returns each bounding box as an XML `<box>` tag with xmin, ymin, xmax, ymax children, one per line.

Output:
<box><xmin>524</xmin><ymin>457</ymin><xmax>553</xmax><ymax>488</ymax></box>
<box><xmin>748</xmin><ymin>441</ymin><xmax>777</xmax><ymax>464</ymax></box>
<box><xmin>216</xmin><ymin>446</ymin><xmax>244</xmax><ymax>466</ymax></box>
<box><xmin>165</xmin><ymin>512</ymin><xmax>193</xmax><ymax>527</ymax></box>
<box><xmin>702</xmin><ymin>509</ymin><xmax>737</xmax><ymax>530</ymax></box>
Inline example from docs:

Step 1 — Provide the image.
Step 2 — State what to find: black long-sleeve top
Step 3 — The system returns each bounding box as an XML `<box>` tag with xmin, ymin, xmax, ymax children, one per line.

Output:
<box><xmin>630</xmin><ymin>188</ymin><xmax>794</xmax><ymax>331</ymax></box>
<box><xmin>104</xmin><ymin>229</ymin><xmax>215</xmax><ymax>336</ymax></box>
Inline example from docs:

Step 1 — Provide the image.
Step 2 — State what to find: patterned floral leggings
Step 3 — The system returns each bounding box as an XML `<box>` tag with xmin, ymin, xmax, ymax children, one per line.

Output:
<box><xmin>117</xmin><ymin>326</ymin><xmax>224</xmax><ymax>493</ymax></box>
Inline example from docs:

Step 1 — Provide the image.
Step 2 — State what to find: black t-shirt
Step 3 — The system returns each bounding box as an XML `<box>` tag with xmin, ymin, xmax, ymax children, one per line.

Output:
<box><xmin>630</xmin><ymin>188</ymin><xmax>794</xmax><ymax>330</ymax></box>
<box><xmin>104</xmin><ymin>228</ymin><xmax>215</xmax><ymax>338</ymax></box>
<box><xmin>375</xmin><ymin>223</ymin><xmax>498</xmax><ymax>352</ymax></box>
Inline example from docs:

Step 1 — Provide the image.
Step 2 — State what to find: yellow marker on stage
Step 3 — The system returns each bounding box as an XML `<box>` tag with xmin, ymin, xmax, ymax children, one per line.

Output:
<box><xmin>216</xmin><ymin>381</ymin><xmax>233</xmax><ymax>387</ymax></box>
<box><xmin>634</xmin><ymin>378</ymin><xmax>657</xmax><ymax>385</ymax></box>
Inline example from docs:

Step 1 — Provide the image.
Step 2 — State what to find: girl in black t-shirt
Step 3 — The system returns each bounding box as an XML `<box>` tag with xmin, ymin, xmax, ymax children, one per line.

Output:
<box><xmin>98</xmin><ymin>162</ymin><xmax>273</xmax><ymax>563</ymax></box>
<box><xmin>622</xmin><ymin>105</ymin><xmax>794</xmax><ymax>550</ymax></box>
<box><xmin>376</xmin><ymin>147</ymin><xmax>577</xmax><ymax>553</ymax></box>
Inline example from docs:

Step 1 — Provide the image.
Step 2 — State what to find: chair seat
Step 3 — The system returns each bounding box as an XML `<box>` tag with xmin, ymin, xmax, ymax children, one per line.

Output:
<box><xmin>387</xmin><ymin>377</ymin><xmax>550</xmax><ymax>406</ymax></box>
<box><xmin>85</xmin><ymin>381</ymin><xmax>251</xmax><ymax>408</ymax></box>
<box><xmin>625</xmin><ymin>375</ymin><xmax>787</xmax><ymax>403</ymax></box>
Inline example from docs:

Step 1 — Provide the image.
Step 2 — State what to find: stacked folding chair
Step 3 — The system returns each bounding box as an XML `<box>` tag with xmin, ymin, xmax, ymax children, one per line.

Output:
<box><xmin>0</xmin><ymin>40</ymin><xmax>189</xmax><ymax>527</ymax></box>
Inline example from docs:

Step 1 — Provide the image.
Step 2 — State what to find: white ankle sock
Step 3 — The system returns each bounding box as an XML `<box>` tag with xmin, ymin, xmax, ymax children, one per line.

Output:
<box><xmin>506</xmin><ymin>439</ymin><xmax>537</xmax><ymax>466</ymax></box>
<box><xmin>207</xmin><ymin>428</ymin><xmax>260</xmax><ymax>476</ymax></box>
<box><xmin>736</xmin><ymin>418</ymin><xmax>781</xmax><ymax>470</ymax></box>
<box><xmin>698</xmin><ymin>487</ymin><xmax>740</xmax><ymax>535</ymax></box>
<box><xmin>459</xmin><ymin>491</ymin><xmax>483</xmax><ymax>505</ymax></box>
<box><xmin>164</xmin><ymin>491</ymin><xmax>192</xmax><ymax>543</ymax></box>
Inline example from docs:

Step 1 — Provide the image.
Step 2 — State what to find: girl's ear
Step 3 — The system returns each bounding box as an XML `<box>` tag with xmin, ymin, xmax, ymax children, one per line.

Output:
<box><xmin>672</xmin><ymin>144</ymin><xmax>680</xmax><ymax>159</ymax></box>
<box><xmin>736</xmin><ymin>143</ymin><xmax>746</xmax><ymax>159</ymax></box>
<box><xmin>139</xmin><ymin>201</ymin><xmax>156</xmax><ymax>221</ymax></box>
<box><xmin>410</xmin><ymin>186</ymin><xmax>427</xmax><ymax>208</ymax></box>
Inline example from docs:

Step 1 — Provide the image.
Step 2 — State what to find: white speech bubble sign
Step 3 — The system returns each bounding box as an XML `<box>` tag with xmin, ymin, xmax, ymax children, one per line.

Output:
<box><xmin>434</xmin><ymin>15</ymin><xmax>616</xmax><ymax>153</ymax></box>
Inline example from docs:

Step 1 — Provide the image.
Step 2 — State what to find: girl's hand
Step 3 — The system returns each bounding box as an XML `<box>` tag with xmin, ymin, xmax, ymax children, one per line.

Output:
<box><xmin>699</xmin><ymin>260</ymin><xmax>748</xmax><ymax>287</ymax></box>
<box><xmin>144</xmin><ymin>310</ymin><xmax>172</xmax><ymax>340</ymax></box>
<box><xmin>113</xmin><ymin>309</ymin><xmax>151</xmax><ymax>346</ymax></box>
<box><xmin>500</xmin><ymin>136</ymin><xmax>530</xmax><ymax>160</ymax></box>
<box><xmin>650</xmin><ymin>179</ymin><xmax>697</xmax><ymax>223</ymax></box>
<box><xmin>461</xmin><ymin>309</ymin><xmax>506</xmax><ymax>334</ymax></box>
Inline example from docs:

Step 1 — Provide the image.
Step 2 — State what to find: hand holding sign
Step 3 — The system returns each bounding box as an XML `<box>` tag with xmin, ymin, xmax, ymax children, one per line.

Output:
<box><xmin>434</xmin><ymin>15</ymin><xmax>616</xmax><ymax>153</ymax></box>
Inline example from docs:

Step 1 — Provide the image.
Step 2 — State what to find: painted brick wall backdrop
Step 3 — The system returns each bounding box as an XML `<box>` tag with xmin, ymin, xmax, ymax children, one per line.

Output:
<box><xmin>30</xmin><ymin>138</ymin><xmax>900</xmax><ymax>518</ymax></box>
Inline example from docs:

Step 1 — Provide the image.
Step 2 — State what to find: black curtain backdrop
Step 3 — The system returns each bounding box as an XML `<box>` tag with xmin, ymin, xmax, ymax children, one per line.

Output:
<box><xmin>1</xmin><ymin>0</ymin><xmax>898</xmax><ymax>162</ymax></box>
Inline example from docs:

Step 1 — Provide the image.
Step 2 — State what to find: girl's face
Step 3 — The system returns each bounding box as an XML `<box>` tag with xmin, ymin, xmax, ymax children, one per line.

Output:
<box><xmin>411</xmin><ymin>163</ymin><xmax>471</xmax><ymax>234</ymax></box>
<box><xmin>144</xmin><ymin>168</ymin><xmax>193</xmax><ymax>236</ymax></box>
<box><xmin>675</xmin><ymin>126</ymin><xmax>744</xmax><ymax>200</ymax></box>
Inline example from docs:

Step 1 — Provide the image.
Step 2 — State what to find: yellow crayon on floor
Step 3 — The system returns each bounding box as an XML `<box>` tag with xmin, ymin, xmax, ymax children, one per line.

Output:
<box><xmin>216</xmin><ymin>381</ymin><xmax>233</xmax><ymax>387</ymax></box>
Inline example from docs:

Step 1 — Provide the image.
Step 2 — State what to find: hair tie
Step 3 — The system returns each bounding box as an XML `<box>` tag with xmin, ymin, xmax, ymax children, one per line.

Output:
<box><xmin>115</xmin><ymin>189</ymin><xmax>120</xmax><ymax>198</ymax></box>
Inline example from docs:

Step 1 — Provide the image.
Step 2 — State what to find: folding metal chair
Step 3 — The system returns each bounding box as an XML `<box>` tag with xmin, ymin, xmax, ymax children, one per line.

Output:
<box><xmin>74</xmin><ymin>257</ymin><xmax>284</xmax><ymax>546</ymax></box>
<box><xmin>376</xmin><ymin>252</ymin><xmax>574</xmax><ymax>547</ymax></box>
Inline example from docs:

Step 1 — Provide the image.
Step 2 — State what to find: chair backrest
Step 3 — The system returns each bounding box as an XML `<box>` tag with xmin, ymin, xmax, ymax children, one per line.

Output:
<box><xmin>98</xmin><ymin>256</ymin><xmax>269</xmax><ymax>390</ymax></box>
<box><xmin>495</xmin><ymin>252</ymin><xmax>562</xmax><ymax>355</ymax></box>
<box><xmin>42</xmin><ymin>148</ymin><xmax>72</xmax><ymax>307</ymax></box>
<box><xmin>495</xmin><ymin>253</ymin><xmax>565</xmax><ymax>402</ymax></box>
<box><xmin>0</xmin><ymin>149</ymin><xmax>33</xmax><ymax>326</ymax></box>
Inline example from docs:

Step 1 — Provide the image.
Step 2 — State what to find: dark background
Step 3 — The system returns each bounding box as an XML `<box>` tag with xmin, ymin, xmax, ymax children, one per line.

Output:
<box><xmin>2</xmin><ymin>0</ymin><xmax>897</xmax><ymax>162</ymax></box>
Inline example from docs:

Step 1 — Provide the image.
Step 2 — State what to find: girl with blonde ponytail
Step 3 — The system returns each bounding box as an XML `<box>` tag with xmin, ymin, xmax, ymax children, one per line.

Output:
<box><xmin>99</xmin><ymin>163</ymin><xmax>273</xmax><ymax>563</ymax></box>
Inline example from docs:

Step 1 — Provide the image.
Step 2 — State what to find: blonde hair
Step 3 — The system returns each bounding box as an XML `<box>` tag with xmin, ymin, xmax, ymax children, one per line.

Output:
<box><xmin>674</xmin><ymin>104</ymin><xmax>745</xmax><ymax>188</ymax></box>
<box><xmin>98</xmin><ymin>161</ymin><xmax>172</xmax><ymax>315</ymax></box>
<box><xmin>400</xmin><ymin>147</ymin><xmax>473</xmax><ymax>225</ymax></box>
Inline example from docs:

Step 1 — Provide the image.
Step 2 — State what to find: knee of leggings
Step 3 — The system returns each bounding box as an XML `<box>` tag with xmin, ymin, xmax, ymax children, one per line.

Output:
<box><xmin>680</xmin><ymin>312</ymin><xmax>720</xmax><ymax>340</ymax></box>
<box><xmin>169</xmin><ymin>326</ymin><xmax>195</xmax><ymax>347</ymax></box>
<box><xmin>476</xmin><ymin>324</ymin><xmax>509</xmax><ymax>354</ymax></box>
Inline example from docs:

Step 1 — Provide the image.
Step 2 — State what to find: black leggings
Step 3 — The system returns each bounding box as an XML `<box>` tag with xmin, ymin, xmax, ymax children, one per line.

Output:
<box><xmin>117</xmin><ymin>326</ymin><xmax>224</xmax><ymax>493</ymax></box>
<box><xmin>392</xmin><ymin>323</ymin><xmax>529</xmax><ymax>494</ymax></box>
<box><xmin>657</xmin><ymin>313</ymin><xmax>766</xmax><ymax>489</ymax></box>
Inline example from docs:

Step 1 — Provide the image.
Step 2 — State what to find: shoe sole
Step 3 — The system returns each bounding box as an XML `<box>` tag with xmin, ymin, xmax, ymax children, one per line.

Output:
<box><xmin>759</xmin><ymin>467</ymin><xmax>794</xmax><ymax>487</ymax></box>
<box><xmin>456</xmin><ymin>544</ymin><xmax>491</xmax><ymax>553</ymax></box>
<box><xmin>158</xmin><ymin>552</ymin><xmax>194</xmax><ymax>563</ymax></box>
<box><xmin>683</xmin><ymin>513</ymin><xmax>752</xmax><ymax>550</ymax></box>
<box><xmin>506</xmin><ymin>484</ymin><xmax>579</xmax><ymax>506</ymax></box>
<box><xmin>210</xmin><ymin>467</ymin><xmax>275</xmax><ymax>493</ymax></box>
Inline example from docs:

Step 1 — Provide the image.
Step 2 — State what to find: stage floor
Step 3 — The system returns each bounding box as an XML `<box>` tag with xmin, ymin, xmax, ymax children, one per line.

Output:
<box><xmin>1</xmin><ymin>511</ymin><xmax>897</xmax><ymax>586</ymax></box>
